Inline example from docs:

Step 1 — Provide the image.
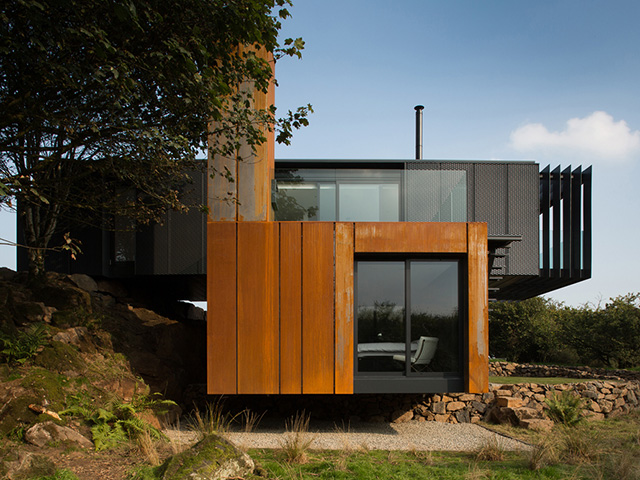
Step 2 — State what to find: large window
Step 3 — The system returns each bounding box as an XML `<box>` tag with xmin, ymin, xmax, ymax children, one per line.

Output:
<box><xmin>356</xmin><ymin>259</ymin><xmax>462</xmax><ymax>377</ymax></box>
<box><xmin>274</xmin><ymin>165</ymin><xmax>468</xmax><ymax>223</ymax></box>
<box><xmin>274</xmin><ymin>168</ymin><xmax>401</xmax><ymax>221</ymax></box>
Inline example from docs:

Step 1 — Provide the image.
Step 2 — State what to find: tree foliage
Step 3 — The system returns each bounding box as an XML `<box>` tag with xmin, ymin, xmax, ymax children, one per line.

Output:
<box><xmin>0</xmin><ymin>0</ymin><xmax>310</xmax><ymax>277</ymax></box>
<box><xmin>490</xmin><ymin>293</ymin><xmax>640</xmax><ymax>368</ymax></box>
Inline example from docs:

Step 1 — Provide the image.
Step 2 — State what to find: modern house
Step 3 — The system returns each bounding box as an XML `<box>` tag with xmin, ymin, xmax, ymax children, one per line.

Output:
<box><xmin>19</xmin><ymin>96</ymin><xmax>592</xmax><ymax>397</ymax></box>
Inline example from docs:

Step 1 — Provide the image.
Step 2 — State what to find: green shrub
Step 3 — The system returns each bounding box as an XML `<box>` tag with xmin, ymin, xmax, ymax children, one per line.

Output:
<box><xmin>545</xmin><ymin>391</ymin><xmax>585</xmax><ymax>427</ymax></box>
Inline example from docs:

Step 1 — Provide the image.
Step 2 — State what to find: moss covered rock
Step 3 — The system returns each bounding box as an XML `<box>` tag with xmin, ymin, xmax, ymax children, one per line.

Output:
<box><xmin>161</xmin><ymin>434</ymin><xmax>254</xmax><ymax>480</ymax></box>
<box><xmin>0</xmin><ymin>450</ymin><xmax>56</xmax><ymax>480</ymax></box>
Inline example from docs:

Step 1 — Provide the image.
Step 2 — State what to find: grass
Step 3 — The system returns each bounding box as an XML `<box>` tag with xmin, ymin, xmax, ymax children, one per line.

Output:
<box><xmin>251</xmin><ymin>449</ymin><xmax>576</xmax><ymax>479</ymax></box>
<box><xmin>124</xmin><ymin>410</ymin><xmax>640</xmax><ymax>480</ymax></box>
<box><xmin>490</xmin><ymin>376</ymin><xmax>597</xmax><ymax>385</ymax></box>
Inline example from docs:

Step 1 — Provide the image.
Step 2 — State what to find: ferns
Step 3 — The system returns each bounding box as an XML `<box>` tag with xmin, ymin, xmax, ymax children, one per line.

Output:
<box><xmin>0</xmin><ymin>323</ymin><xmax>48</xmax><ymax>365</ymax></box>
<box><xmin>61</xmin><ymin>394</ymin><xmax>176</xmax><ymax>451</ymax></box>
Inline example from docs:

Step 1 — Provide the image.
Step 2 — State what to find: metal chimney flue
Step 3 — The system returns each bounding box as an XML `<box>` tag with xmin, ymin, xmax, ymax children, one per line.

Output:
<box><xmin>414</xmin><ymin>105</ymin><xmax>424</xmax><ymax>160</ymax></box>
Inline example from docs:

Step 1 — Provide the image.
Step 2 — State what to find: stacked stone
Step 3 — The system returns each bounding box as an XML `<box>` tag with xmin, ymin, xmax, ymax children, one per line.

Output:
<box><xmin>389</xmin><ymin>381</ymin><xmax>640</xmax><ymax>429</ymax></box>
<box><xmin>407</xmin><ymin>392</ymin><xmax>495</xmax><ymax>425</ymax></box>
<box><xmin>489</xmin><ymin>361</ymin><xmax>640</xmax><ymax>382</ymax></box>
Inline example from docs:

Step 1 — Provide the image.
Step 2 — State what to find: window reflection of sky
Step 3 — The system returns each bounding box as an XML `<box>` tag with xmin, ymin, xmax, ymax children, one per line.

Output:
<box><xmin>356</xmin><ymin>260</ymin><xmax>458</xmax><ymax>316</ymax></box>
<box><xmin>411</xmin><ymin>261</ymin><xmax>458</xmax><ymax>316</ymax></box>
<box><xmin>357</xmin><ymin>262</ymin><xmax>404</xmax><ymax>308</ymax></box>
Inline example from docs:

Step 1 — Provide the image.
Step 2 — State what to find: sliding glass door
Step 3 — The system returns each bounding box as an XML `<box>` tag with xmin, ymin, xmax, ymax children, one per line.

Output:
<box><xmin>356</xmin><ymin>259</ymin><xmax>461</xmax><ymax>376</ymax></box>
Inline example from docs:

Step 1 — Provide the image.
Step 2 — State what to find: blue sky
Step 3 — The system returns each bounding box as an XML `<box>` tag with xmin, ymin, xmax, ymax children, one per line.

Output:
<box><xmin>273</xmin><ymin>0</ymin><xmax>640</xmax><ymax>306</ymax></box>
<box><xmin>1</xmin><ymin>0</ymin><xmax>638</xmax><ymax>307</ymax></box>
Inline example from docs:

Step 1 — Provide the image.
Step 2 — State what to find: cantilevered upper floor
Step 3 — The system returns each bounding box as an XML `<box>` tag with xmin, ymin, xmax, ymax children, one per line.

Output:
<box><xmin>19</xmin><ymin>159</ymin><xmax>591</xmax><ymax>302</ymax></box>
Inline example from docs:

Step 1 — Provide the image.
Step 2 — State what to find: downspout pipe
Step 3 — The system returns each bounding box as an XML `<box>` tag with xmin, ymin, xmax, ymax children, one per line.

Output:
<box><xmin>414</xmin><ymin>105</ymin><xmax>424</xmax><ymax>160</ymax></box>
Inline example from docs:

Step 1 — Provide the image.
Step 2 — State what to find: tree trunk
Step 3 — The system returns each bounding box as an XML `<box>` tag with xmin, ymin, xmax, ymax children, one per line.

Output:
<box><xmin>21</xmin><ymin>202</ymin><xmax>59</xmax><ymax>282</ymax></box>
<box><xmin>27</xmin><ymin>246</ymin><xmax>46</xmax><ymax>280</ymax></box>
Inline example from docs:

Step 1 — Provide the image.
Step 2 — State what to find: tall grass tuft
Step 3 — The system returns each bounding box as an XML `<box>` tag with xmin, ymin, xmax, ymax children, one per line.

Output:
<box><xmin>527</xmin><ymin>435</ymin><xmax>559</xmax><ymax>471</ymax></box>
<box><xmin>560</xmin><ymin>426</ymin><xmax>600</xmax><ymax>464</ymax></box>
<box><xmin>240</xmin><ymin>408</ymin><xmax>264</xmax><ymax>433</ymax></box>
<box><xmin>280</xmin><ymin>410</ymin><xmax>316</xmax><ymax>464</ymax></box>
<box><xmin>135</xmin><ymin>426</ymin><xmax>160</xmax><ymax>466</ymax></box>
<box><xmin>474</xmin><ymin>434</ymin><xmax>505</xmax><ymax>462</ymax></box>
<box><xmin>187</xmin><ymin>399</ymin><xmax>236</xmax><ymax>440</ymax></box>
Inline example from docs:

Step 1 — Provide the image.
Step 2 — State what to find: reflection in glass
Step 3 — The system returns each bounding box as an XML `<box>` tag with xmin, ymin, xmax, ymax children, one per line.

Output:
<box><xmin>356</xmin><ymin>262</ymin><xmax>405</xmax><ymax>372</ymax></box>
<box><xmin>410</xmin><ymin>261</ymin><xmax>459</xmax><ymax>373</ymax></box>
<box><xmin>339</xmin><ymin>184</ymin><xmax>399</xmax><ymax>221</ymax></box>
<box><xmin>356</xmin><ymin>259</ymin><xmax>461</xmax><ymax>376</ymax></box>
<box><xmin>274</xmin><ymin>168</ymin><xmax>401</xmax><ymax>222</ymax></box>
<box><xmin>274</xmin><ymin>183</ymin><xmax>320</xmax><ymax>220</ymax></box>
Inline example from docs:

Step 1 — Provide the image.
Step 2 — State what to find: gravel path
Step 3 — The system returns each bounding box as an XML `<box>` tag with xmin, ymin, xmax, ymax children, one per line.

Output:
<box><xmin>165</xmin><ymin>420</ymin><xmax>530</xmax><ymax>452</ymax></box>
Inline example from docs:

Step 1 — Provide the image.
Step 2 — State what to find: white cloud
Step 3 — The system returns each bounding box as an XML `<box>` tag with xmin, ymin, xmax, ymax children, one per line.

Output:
<box><xmin>510</xmin><ymin>111</ymin><xmax>640</xmax><ymax>163</ymax></box>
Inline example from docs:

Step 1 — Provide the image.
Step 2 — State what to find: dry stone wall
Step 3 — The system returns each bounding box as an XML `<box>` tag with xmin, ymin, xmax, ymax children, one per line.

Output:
<box><xmin>490</xmin><ymin>361</ymin><xmax>640</xmax><ymax>382</ymax></box>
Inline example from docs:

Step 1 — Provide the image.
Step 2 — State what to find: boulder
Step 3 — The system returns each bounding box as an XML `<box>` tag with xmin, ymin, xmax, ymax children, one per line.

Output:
<box><xmin>68</xmin><ymin>274</ymin><xmax>98</xmax><ymax>293</ymax></box>
<box><xmin>53</xmin><ymin>326</ymin><xmax>96</xmax><ymax>353</ymax></box>
<box><xmin>25</xmin><ymin>421</ymin><xmax>93</xmax><ymax>448</ymax></box>
<box><xmin>161</xmin><ymin>434</ymin><xmax>254</xmax><ymax>480</ymax></box>
<box><xmin>35</xmin><ymin>283</ymin><xmax>91</xmax><ymax>312</ymax></box>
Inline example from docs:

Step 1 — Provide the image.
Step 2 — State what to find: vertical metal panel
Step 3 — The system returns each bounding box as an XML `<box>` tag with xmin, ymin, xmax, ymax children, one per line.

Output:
<box><xmin>541</xmin><ymin>166</ymin><xmax>550</xmax><ymax>275</ymax></box>
<box><xmin>582</xmin><ymin>167</ymin><xmax>593</xmax><ymax>276</ymax></box>
<box><xmin>301</xmin><ymin>223</ymin><xmax>335</xmax><ymax>394</ymax></box>
<box><xmin>405</xmin><ymin>162</ymin><xmax>471</xmax><ymax>223</ymax></box>
<box><xmin>505</xmin><ymin>163</ymin><xmax>539</xmax><ymax>275</ymax></box>
<box><xmin>335</xmin><ymin>222</ymin><xmax>354</xmax><ymax>394</ymax></box>
<box><xmin>562</xmin><ymin>166</ymin><xmax>572</xmax><ymax>275</ymax></box>
<box><xmin>207</xmin><ymin>222</ymin><xmax>237</xmax><ymax>394</ymax></box>
<box><xmin>571</xmin><ymin>167</ymin><xmax>582</xmax><ymax>277</ymax></box>
<box><xmin>552</xmin><ymin>166</ymin><xmax>562</xmax><ymax>277</ymax></box>
<box><xmin>279</xmin><ymin>222</ymin><xmax>303</xmax><ymax>394</ymax></box>
<box><xmin>474</xmin><ymin>163</ymin><xmax>507</xmax><ymax>235</ymax></box>
<box><xmin>466</xmin><ymin>223</ymin><xmax>488</xmax><ymax>394</ymax></box>
<box><xmin>237</xmin><ymin>223</ymin><xmax>279</xmax><ymax>394</ymax></box>
<box><xmin>165</xmin><ymin>171</ymin><xmax>207</xmax><ymax>274</ymax></box>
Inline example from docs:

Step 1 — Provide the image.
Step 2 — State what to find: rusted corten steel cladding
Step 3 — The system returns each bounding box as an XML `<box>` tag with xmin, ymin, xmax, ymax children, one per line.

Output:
<box><xmin>206</xmin><ymin>222</ymin><xmax>489</xmax><ymax>395</ymax></box>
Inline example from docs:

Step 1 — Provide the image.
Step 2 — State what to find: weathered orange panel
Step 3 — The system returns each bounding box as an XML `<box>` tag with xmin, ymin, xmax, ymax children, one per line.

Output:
<box><xmin>279</xmin><ymin>222</ymin><xmax>303</xmax><ymax>394</ymax></box>
<box><xmin>466</xmin><ymin>223</ymin><xmax>489</xmax><ymax>393</ymax></box>
<box><xmin>355</xmin><ymin>222</ymin><xmax>467</xmax><ymax>253</ymax></box>
<box><xmin>237</xmin><ymin>223</ymin><xmax>279</xmax><ymax>394</ymax></box>
<box><xmin>207</xmin><ymin>222</ymin><xmax>237</xmax><ymax>394</ymax></box>
<box><xmin>334</xmin><ymin>223</ymin><xmax>354</xmax><ymax>394</ymax></box>
<box><xmin>302</xmin><ymin>223</ymin><xmax>335</xmax><ymax>394</ymax></box>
